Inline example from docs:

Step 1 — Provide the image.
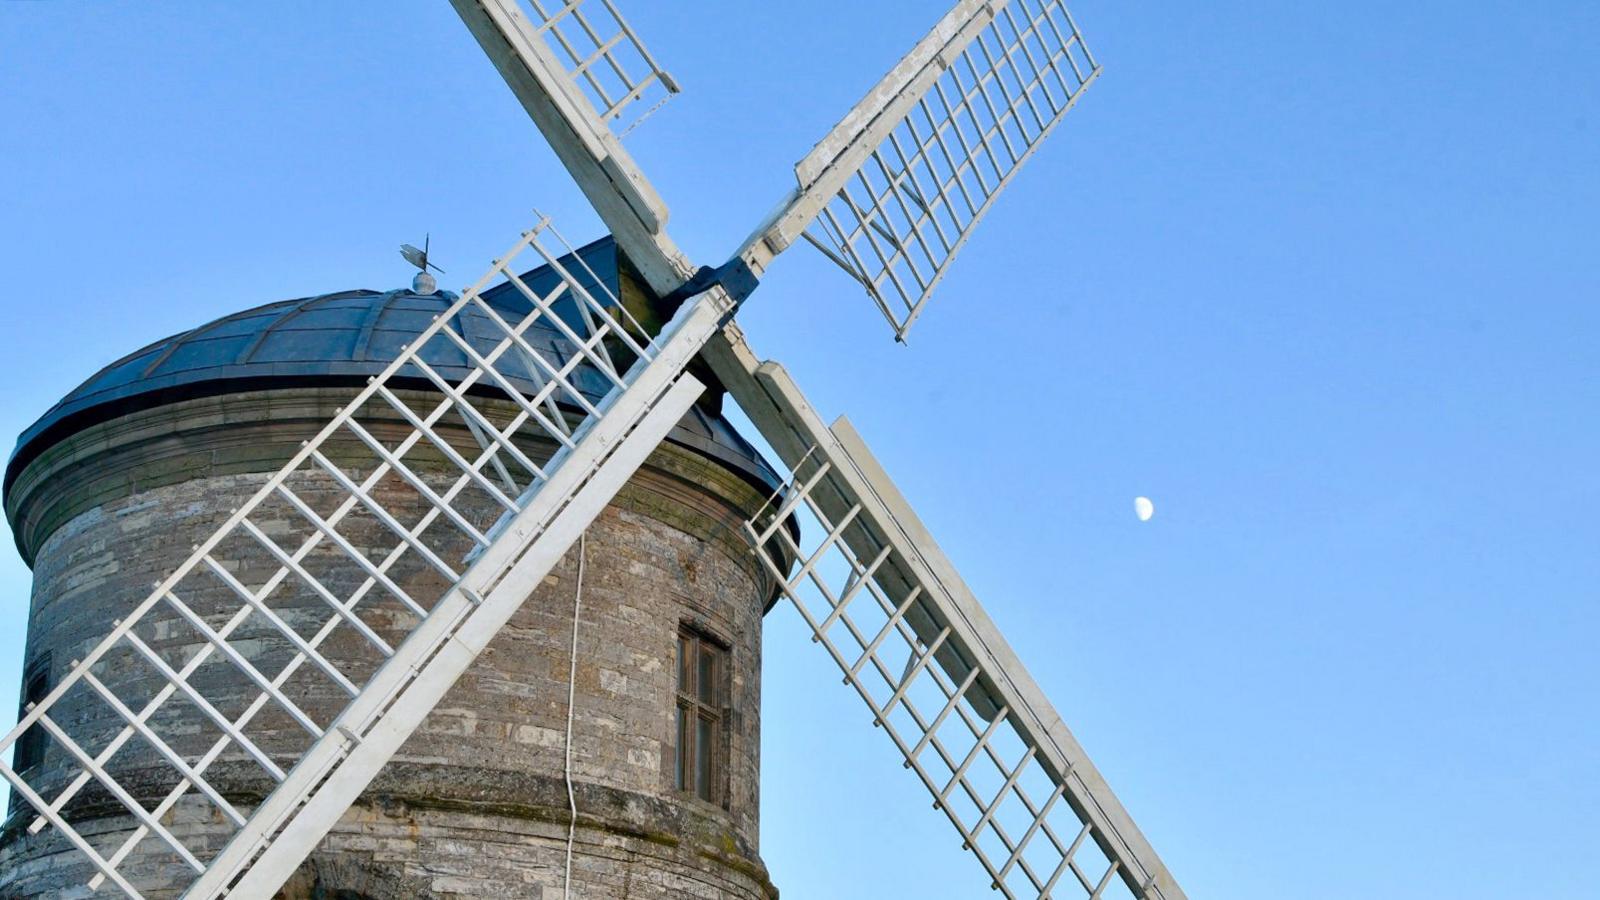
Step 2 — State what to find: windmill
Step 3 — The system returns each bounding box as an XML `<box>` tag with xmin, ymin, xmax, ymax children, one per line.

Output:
<box><xmin>0</xmin><ymin>1</ymin><xmax>1186</xmax><ymax>897</ymax></box>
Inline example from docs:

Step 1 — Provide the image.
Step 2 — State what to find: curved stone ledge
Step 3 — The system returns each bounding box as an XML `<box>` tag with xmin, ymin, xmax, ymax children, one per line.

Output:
<box><xmin>6</xmin><ymin>386</ymin><xmax>779</xmax><ymax>571</ymax></box>
<box><xmin>1</xmin><ymin>762</ymin><xmax>778</xmax><ymax>899</ymax></box>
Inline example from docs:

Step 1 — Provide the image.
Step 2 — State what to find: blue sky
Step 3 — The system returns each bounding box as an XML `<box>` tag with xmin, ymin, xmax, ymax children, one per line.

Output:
<box><xmin>2</xmin><ymin>2</ymin><xmax>1597</xmax><ymax>898</ymax></box>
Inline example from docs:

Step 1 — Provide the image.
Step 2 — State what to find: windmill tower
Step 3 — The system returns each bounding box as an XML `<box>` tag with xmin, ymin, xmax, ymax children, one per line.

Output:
<box><xmin>0</xmin><ymin>2</ymin><xmax>1188</xmax><ymax>899</ymax></box>
<box><xmin>0</xmin><ymin>245</ymin><xmax>785</xmax><ymax>897</ymax></box>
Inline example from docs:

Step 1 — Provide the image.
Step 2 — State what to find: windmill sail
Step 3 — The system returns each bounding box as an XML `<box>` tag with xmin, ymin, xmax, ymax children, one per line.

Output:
<box><xmin>453</xmin><ymin>1</ymin><xmax>1183</xmax><ymax>895</ymax></box>
<box><xmin>715</xmin><ymin>332</ymin><xmax>1185</xmax><ymax>900</ymax></box>
<box><xmin>450</xmin><ymin>0</ymin><xmax>694</xmax><ymax>297</ymax></box>
<box><xmin>741</xmin><ymin>0</ymin><xmax>1100</xmax><ymax>341</ymax></box>
<box><xmin>0</xmin><ymin>0</ymin><xmax>1183</xmax><ymax>895</ymax></box>
<box><xmin>0</xmin><ymin>220</ymin><xmax>737</xmax><ymax>898</ymax></box>
<box><xmin>514</xmin><ymin>0</ymin><xmax>680</xmax><ymax>130</ymax></box>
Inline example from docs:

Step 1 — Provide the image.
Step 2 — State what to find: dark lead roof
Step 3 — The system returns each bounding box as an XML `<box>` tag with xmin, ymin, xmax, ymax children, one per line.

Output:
<box><xmin>4</xmin><ymin>236</ymin><xmax>778</xmax><ymax>497</ymax></box>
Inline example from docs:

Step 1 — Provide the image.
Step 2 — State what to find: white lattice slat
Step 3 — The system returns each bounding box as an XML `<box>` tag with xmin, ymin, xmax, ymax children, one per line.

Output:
<box><xmin>741</xmin><ymin>0</ymin><xmax>1100</xmax><ymax>341</ymax></box>
<box><xmin>0</xmin><ymin>218</ymin><xmax>737</xmax><ymax>898</ymax></box>
<box><xmin>743</xmin><ymin>365</ymin><xmax>1184</xmax><ymax>900</ymax></box>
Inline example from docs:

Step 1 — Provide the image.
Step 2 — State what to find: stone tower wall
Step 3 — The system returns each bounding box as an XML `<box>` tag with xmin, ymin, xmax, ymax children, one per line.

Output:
<box><xmin>0</xmin><ymin>387</ymin><xmax>780</xmax><ymax>899</ymax></box>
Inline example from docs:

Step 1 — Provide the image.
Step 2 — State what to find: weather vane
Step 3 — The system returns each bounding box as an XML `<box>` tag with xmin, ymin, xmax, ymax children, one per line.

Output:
<box><xmin>399</xmin><ymin>234</ymin><xmax>444</xmax><ymax>294</ymax></box>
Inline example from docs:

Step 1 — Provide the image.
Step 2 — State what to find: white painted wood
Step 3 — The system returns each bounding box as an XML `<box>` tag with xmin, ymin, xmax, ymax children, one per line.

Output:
<box><xmin>0</xmin><ymin>1</ymin><xmax>1188</xmax><ymax>896</ymax></box>
<box><xmin>450</xmin><ymin>0</ymin><xmax>694</xmax><ymax>298</ymax></box>
<box><xmin>740</xmin><ymin>0</ymin><xmax>1102</xmax><ymax>340</ymax></box>
<box><xmin>830</xmin><ymin>415</ymin><xmax>1186</xmax><ymax>900</ymax></box>
<box><xmin>794</xmin><ymin>0</ymin><xmax>992</xmax><ymax>188</ymax></box>
<box><xmin>763</xmin><ymin>1</ymin><xmax>997</xmax><ymax>256</ymax></box>
<box><xmin>186</xmin><ymin>271</ymin><xmax>730</xmax><ymax>900</ymax></box>
<box><xmin>734</xmin><ymin>352</ymin><xmax>1186</xmax><ymax>900</ymax></box>
<box><xmin>209</xmin><ymin>374</ymin><xmax>706</xmax><ymax>899</ymax></box>
<box><xmin>0</xmin><ymin>218</ymin><xmax>738</xmax><ymax>898</ymax></box>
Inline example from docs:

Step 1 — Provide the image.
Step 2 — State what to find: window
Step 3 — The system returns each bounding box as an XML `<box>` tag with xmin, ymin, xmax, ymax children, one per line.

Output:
<box><xmin>8</xmin><ymin>653</ymin><xmax>51</xmax><ymax>818</ymax></box>
<box><xmin>674</xmin><ymin>628</ymin><xmax>727</xmax><ymax>804</ymax></box>
<box><xmin>13</xmin><ymin>654</ymin><xmax>50</xmax><ymax>773</ymax></box>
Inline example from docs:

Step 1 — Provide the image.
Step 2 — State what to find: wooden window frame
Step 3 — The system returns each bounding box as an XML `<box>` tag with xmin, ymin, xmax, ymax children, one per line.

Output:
<box><xmin>674</xmin><ymin>625</ymin><xmax>729</xmax><ymax>807</ymax></box>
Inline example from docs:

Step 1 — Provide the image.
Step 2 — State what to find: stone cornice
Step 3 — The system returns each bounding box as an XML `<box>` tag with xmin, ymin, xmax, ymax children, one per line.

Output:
<box><xmin>5</xmin><ymin>388</ymin><xmax>782</xmax><ymax>608</ymax></box>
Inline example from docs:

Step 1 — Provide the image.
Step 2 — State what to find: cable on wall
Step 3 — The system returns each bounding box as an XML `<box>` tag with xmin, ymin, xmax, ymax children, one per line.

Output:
<box><xmin>562</xmin><ymin>531</ymin><xmax>587</xmax><ymax>899</ymax></box>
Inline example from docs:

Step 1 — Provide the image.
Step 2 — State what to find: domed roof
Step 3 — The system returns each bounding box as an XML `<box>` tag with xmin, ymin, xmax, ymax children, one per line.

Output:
<box><xmin>5</xmin><ymin>239</ymin><xmax>779</xmax><ymax>498</ymax></box>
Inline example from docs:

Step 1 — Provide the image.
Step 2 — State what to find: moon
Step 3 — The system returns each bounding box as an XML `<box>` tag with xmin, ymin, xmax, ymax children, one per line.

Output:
<box><xmin>1133</xmin><ymin>496</ymin><xmax>1154</xmax><ymax>522</ymax></box>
